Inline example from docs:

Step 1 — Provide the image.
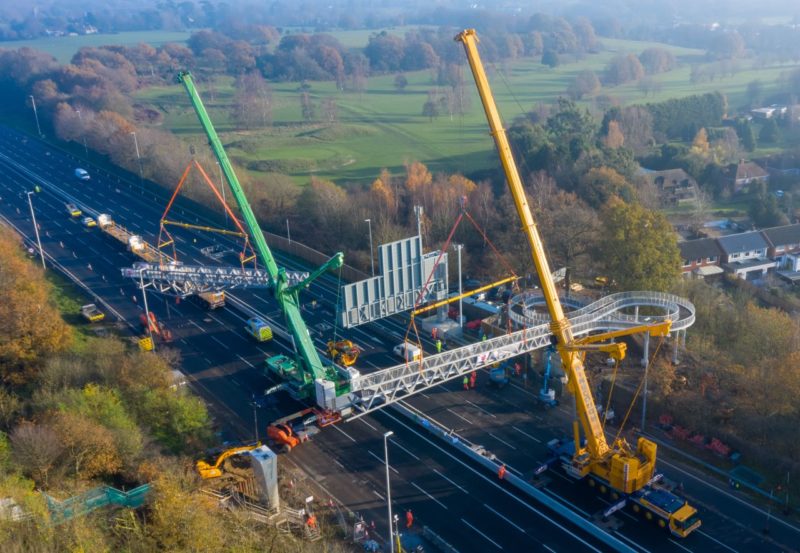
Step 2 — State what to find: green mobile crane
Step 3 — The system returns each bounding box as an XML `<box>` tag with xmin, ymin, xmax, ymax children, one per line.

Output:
<box><xmin>178</xmin><ymin>72</ymin><xmax>349</xmax><ymax>405</ymax></box>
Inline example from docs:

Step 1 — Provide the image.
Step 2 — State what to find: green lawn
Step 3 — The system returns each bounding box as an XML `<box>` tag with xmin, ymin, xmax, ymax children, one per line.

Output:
<box><xmin>0</xmin><ymin>31</ymin><xmax>193</xmax><ymax>63</ymax></box>
<box><xmin>130</xmin><ymin>35</ymin><xmax>800</xmax><ymax>186</ymax></box>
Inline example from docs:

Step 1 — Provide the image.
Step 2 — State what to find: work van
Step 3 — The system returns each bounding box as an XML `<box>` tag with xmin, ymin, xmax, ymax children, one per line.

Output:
<box><xmin>393</xmin><ymin>342</ymin><xmax>422</xmax><ymax>362</ymax></box>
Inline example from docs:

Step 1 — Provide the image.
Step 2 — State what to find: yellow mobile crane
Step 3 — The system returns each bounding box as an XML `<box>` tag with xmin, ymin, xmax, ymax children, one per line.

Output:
<box><xmin>456</xmin><ymin>29</ymin><xmax>701</xmax><ymax>538</ymax></box>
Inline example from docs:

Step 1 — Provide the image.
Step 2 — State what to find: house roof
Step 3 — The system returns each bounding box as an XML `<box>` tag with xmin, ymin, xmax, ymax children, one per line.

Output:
<box><xmin>731</xmin><ymin>160</ymin><xmax>768</xmax><ymax>181</ymax></box>
<box><xmin>679</xmin><ymin>238</ymin><xmax>723</xmax><ymax>261</ymax></box>
<box><xmin>717</xmin><ymin>231</ymin><xmax>769</xmax><ymax>255</ymax></box>
<box><xmin>647</xmin><ymin>168</ymin><xmax>696</xmax><ymax>188</ymax></box>
<box><xmin>762</xmin><ymin>224</ymin><xmax>800</xmax><ymax>248</ymax></box>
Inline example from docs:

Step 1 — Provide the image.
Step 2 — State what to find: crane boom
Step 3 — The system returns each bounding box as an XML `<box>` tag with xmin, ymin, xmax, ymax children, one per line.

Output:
<box><xmin>456</xmin><ymin>31</ymin><xmax>701</xmax><ymax>538</ymax></box>
<box><xmin>455</xmin><ymin>30</ymin><xmax>609</xmax><ymax>458</ymax></box>
<box><xmin>177</xmin><ymin>72</ymin><xmax>338</xmax><ymax>386</ymax></box>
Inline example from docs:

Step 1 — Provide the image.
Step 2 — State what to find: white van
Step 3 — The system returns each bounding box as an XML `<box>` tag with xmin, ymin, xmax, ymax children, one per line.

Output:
<box><xmin>74</xmin><ymin>168</ymin><xmax>90</xmax><ymax>180</ymax></box>
<box><xmin>393</xmin><ymin>342</ymin><xmax>422</xmax><ymax>362</ymax></box>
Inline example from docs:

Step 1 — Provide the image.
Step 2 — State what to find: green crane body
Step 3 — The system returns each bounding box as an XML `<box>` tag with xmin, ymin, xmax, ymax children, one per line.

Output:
<box><xmin>178</xmin><ymin>72</ymin><xmax>343</xmax><ymax>397</ymax></box>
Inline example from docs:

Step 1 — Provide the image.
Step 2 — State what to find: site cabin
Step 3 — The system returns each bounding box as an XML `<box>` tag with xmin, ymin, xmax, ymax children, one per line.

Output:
<box><xmin>80</xmin><ymin>304</ymin><xmax>105</xmax><ymax>323</ymax></box>
<box><xmin>246</xmin><ymin>317</ymin><xmax>273</xmax><ymax>342</ymax></box>
<box><xmin>393</xmin><ymin>342</ymin><xmax>422</xmax><ymax>362</ymax></box>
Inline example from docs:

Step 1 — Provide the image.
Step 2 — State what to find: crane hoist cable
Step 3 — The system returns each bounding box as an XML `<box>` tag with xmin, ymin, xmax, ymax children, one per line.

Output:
<box><xmin>611</xmin><ymin>334</ymin><xmax>667</xmax><ymax>443</ymax></box>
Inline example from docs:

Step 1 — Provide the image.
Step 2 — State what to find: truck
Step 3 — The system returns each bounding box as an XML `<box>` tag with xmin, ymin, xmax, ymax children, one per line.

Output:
<box><xmin>393</xmin><ymin>341</ymin><xmax>421</xmax><ymax>362</ymax></box>
<box><xmin>80</xmin><ymin>303</ymin><xmax>105</xmax><ymax>323</ymax></box>
<box><xmin>197</xmin><ymin>291</ymin><xmax>225</xmax><ymax>309</ymax></box>
<box><xmin>65</xmin><ymin>203</ymin><xmax>82</xmax><ymax>217</ymax></box>
<box><xmin>246</xmin><ymin>317</ymin><xmax>273</xmax><ymax>342</ymax></box>
<box><xmin>266</xmin><ymin>408</ymin><xmax>341</xmax><ymax>453</ymax></box>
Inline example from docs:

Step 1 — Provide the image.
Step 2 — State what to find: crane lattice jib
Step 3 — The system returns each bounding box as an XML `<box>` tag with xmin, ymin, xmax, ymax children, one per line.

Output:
<box><xmin>177</xmin><ymin>72</ymin><xmax>330</xmax><ymax>382</ymax></box>
<box><xmin>455</xmin><ymin>30</ymin><xmax>609</xmax><ymax>458</ymax></box>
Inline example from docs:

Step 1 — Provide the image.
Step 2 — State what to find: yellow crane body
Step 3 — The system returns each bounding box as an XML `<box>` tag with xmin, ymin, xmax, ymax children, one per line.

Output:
<box><xmin>456</xmin><ymin>29</ymin><xmax>699</xmax><ymax>537</ymax></box>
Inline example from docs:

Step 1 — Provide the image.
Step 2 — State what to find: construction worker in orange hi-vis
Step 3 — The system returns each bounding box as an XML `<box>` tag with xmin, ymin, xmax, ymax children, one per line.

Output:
<box><xmin>406</xmin><ymin>509</ymin><xmax>414</xmax><ymax>528</ymax></box>
<box><xmin>469</xmin><ymin>371</ymin><xmax>477</xmax><ymax>389</ymax></box>
<box><xmin>306</xmin><ymin>513</ymin><xmax>317</xmax><ymax>529</ymax></box>
<box><xmin>498</xmin><ymin>464</ymin><xmax>507</xmax><ymax>480</ymax></box>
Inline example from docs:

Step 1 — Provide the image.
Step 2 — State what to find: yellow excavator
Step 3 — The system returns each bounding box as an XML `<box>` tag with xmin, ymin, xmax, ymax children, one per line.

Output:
<box><xmin>456</xmin><ymin>29</ymin><xmax>700</xmax><ymax>538</ymax></box>
<box><xmin>327</xmin><ymin>339</ymin><xmax>360</xmax><ymax>367</ymax></box>
<box><xmin>196</xmin><ymin>444</ymin><xmax>261</xmax><ymax>479</ymax></box>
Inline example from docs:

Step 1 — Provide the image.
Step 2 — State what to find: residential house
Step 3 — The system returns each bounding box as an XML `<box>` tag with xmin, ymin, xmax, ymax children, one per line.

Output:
<box><xmin>678</xmin><ymin>238</ymin><xmax>724</xmax><ymax>278</ymax></box>
<box><xmin>763</xmin><ymin>223</ymin><xmax>800</xmax><ymax>270</ymax></box>
<box><xmin>750</xmin><ymin>105</ymin><xmax>787</xmax><ymax>119</ymax></box>
<box><xmin>717</xmin><ymin>231</ymin><xmax>775</xmax><ymax>280</ymax></box>
<box><xmin>646</xmin><ymin>168</ymin><xmax>698</xmax><ymax>206</ymax></box>
<box><xmin>727</xmin><ymin>160</ymin><xmax>769</xmax><ymax>194</ymax></box>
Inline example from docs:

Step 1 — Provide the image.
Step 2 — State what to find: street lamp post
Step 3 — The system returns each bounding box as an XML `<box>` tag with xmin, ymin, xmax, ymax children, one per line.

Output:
<box><xmin>454</xmin><ymin>243</ymin><xmax>463</xmax><ymax>328</ymax></box>
<box><xmin>383</xmin><ymin>431</ymin><xmax>395</xmax><ymax>553</ymax></box>
<box><xmin>26</xmin><ymin>191</ymin><xmax>45</xmax><ymax>269</ymax></box>
<box><xmin>365</xmin><ymin>218</ymin><xmax>375</xmax><ymax>277</ymax></box>
<box><xmin>216</xmin><ymin>161</ymin><xmax>227</xmax><ymax>226</ymax></box>
<box><xmin>139</xmin><ymin>269</ymin><xmax>156</xmax><ymax>352</ymax></box>
<box><xmin>251</xmin><ymin>395</ymin><xmax>260</xmax><ymax>443</ymax></box>
<box><xmin>75</xmin><ymin>109</ymin><xmax>89</xmax><ymax>158</ymax></box>
<box><xmin>286</xmin><ymin>218</ymin><xmax>291</xmax><ymax>243</ymax></box>
<box><xmin>130</xmin><ymin>131</ymin><xmax>143</xmax><ymax>186</ymax></box>
<box><xmin>29</xmin><ymin>95</ymin><xmax>42</xmax><ymax>137</ymax></box>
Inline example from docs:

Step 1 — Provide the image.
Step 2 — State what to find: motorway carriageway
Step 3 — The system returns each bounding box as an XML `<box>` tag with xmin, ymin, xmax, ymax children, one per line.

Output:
<box><xmin>0</xmin><ymin>126</ymin><xmax>797</xmax><ymax>552</ymax></box>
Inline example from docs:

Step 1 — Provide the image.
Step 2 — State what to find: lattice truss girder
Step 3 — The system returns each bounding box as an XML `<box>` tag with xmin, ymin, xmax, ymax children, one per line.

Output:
<box><xmin>347</xmin><ymin>291</ymin><xmax>695</xmax><ymax>418</ymax></box>
<box><xmin>120</xmin><ymin>262</ymin><xmax>309</xmax><ymax>296</ymax></box>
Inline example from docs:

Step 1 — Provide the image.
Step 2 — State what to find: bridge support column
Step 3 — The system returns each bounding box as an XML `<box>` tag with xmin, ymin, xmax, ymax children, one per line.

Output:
<box><xmin>634</xmin><ymin>305</ymin><xmax>639</xmax><ymax>322</ymax></box>
<box><xmin>640</xmin><ymin>332</ymin><xmax>649</xmax><ymax>367</ymax></box>
<box><xmin>672</xmin><ymin>332</ymin><xmax>680</xmax><ymax>364</ymax></box>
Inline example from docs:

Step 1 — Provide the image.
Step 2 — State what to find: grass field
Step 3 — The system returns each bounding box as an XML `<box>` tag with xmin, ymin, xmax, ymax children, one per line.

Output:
<box><xmin>0</xmin><ymin>31</ymin><xmax>192</xmax><ymax>63</ymax></box>
<box><xmin>128</xmin><ymin>34</ymin><xmax>800</xmax><ymax>186</ymax></box>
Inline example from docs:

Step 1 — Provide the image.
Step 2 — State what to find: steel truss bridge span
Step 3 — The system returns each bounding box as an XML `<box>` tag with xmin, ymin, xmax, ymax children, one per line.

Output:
<box><xmin>346</xmin><ymin>291</ymin><xmax>694</xmax><ymax>419</ymax></box>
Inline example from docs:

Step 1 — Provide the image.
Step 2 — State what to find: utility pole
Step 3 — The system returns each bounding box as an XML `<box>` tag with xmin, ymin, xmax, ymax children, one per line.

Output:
<box><xmin>454</xmin><ymin>243</ymin><xmax>463</xmax><ymax>328</ymax></box>
<box><xmin>286</xmin><ymin>218</ymin><xmax>291</xmax><ymax>243</ymax></box>
<box><xmin>26</xmin><ymin>191</ymin><xmax>45</xmax><ymax>269</ymax></box>
<box><xmin>75</xmin><ymin>109</ymin><xmax>89</xmax><ymax>158</ymax></box>
<box><xmin>216</xmin><ymin>161</ymin><xmax>227</xmax><ymax>226</ymax></box>
<box><xmin>130</xmin><ymin>131</ymin><xmax>143</xmax><ymax>186</ymax></box>
<box><xmin>365</xmin><ymin>218</ymin><xmax>375</xmax><ymax>277</ymax></box>
<box><xmin>29</xmin><ymin>95</ymin><xmax>42</xmax><ymax>137</ymax></box>
<box><xmin>384</xmin><ymin>431</ymin><xmax>395</xmax><ymax>553</ymax></box>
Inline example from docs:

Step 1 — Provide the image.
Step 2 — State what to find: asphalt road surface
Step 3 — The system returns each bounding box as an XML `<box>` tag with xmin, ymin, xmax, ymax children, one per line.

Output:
<box><xmin>0</xmin><ymin>125</ymin><xmax>796</xmax><ymax>553</ymax></box>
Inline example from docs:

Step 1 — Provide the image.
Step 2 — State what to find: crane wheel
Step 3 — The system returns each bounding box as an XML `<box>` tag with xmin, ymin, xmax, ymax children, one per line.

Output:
<box><xmin>632</xmin><ymin>505</ymin><xmax>641</xmax><ymax>514</ymax></box>
<box><xmin>645</xmin><ymin>512</ymin><xmax>653</xmax><ymax>521</ymax></box>
<box><xmin>658</xmin><ymin>519</ymin><xmax>666</xmax><ymax>529</ymax></box>
<box><xmin>599</xmin><ymin>485</ymin><xmax>607</xmax><ymax>494</ymax></box>
<box><xmin>588</xmin><ymin>479</ymin><xmax>596</xmax><ymax>488</ymax></box>
<box><xmin>610</xmin><ymin>492</ymin><xmax>619</xmax><ymax>501</ymax></box>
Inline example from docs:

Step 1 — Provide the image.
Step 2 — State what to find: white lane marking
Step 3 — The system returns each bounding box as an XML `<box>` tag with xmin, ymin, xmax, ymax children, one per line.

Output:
<box><xmin>512</xmin><ymin>425</ymin><xmax>542</xmax><ymax>443</ymax></box>
<box><xmin>237</xmin><ymin>355</ymin><xmax>255</xmax><ymax>369</ymax></box>
<box><xmin>189</xmin><ymin>320</ymin><xmax>204</xmax><ymax>331</ymax></box>
<box><xmin>465</xmin><ymin>399</ymin><xmax>497</xmax><ymax>418</ymax></box>
<box><xmin>386</xmin><ymin>409</ymin><xmax>602</xmax><ymax>552</ymax></box>
<box><xmin>488</xmin><ymin>432</ymin><xmax>517</xmax><ymax>450</ymax></box>
<box><xmin>358</xmin><ymin>418</ymin><xmax>377</xmax><ymax>431</ymax></box>
<box><xmin>202</xmin><ymin>357</ymin><xmax>211</xmax><ymax>364</ymax></box>
<box><xmin>331</xmin><ymin>424</ymin><xmax>356</xmax><ymax>443</ymax></box>
<box><xmin>368</xmin><ymin>450</ymin><xmax>399</xmax><ymax>474</ymax></box>
<box><xmin>613</xmin><ymin>531</ymin><xmax>650</xmax><ymax>553</ymax></box>
<box><xmin>419</xmin><ymin>392</ymin><xmax>432</xmax><ymax>399</ymax></box>
<box><xmin>668</xmin><ymin>538</ymin><xmax>695</xmax><ymax>553</ymax></box>
<box><xmin>433</xmin><ymin>469</ymin><xmax>468</xmax><ymax>494</ymax></box>
<box><xmin>390</xmin><ymin>440</ymin><xmax>420</xmax><ymax>461</ymax></box>
<box><xmin>373</xmin><ymin>489</ymin><xmax>385</xmax><ymax>501</ymax></box>
<box><xmin>446</xmin><ymin>408</ymin><xmax>473</xmax><ymax>425</ymax></box>
<box><xmin>483</xmin><ymin>503</ymin><xmax>526</xmax><ymax>533</ymax></box>
<box><xmin>461</xmin><ymin>518</ymin><xmax>502</xmax><ymax>549</ymax></box>
<box><xmin>411</xmin><ymin>482</ymin><xmax>448</xmax><ymax>510</ymax></box>
<box><xmin>543</xmin><ymin>545</ymin><xmax>556</xmax><ymax>553</ymax></box>
<box><xmin>210</xmin><ymin>335</ymin><xmax>230</xmax><ymax>350</ymax></box>
<box><xmin>659</xmin><ymin>458</ymin><xmax>800</xmax><ymax>535</ymax></box>
<box><xmin>697</xmin><ymin>530</ymin><xmax>739</xmax><ymax>553</ymax></box>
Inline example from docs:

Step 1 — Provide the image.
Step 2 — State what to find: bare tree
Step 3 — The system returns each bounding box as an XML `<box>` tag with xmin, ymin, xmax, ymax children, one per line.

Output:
<box><xmin>11</xmin><ymin>422</ymin><xmax>63</xmax><ymax>486</ymax></box>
